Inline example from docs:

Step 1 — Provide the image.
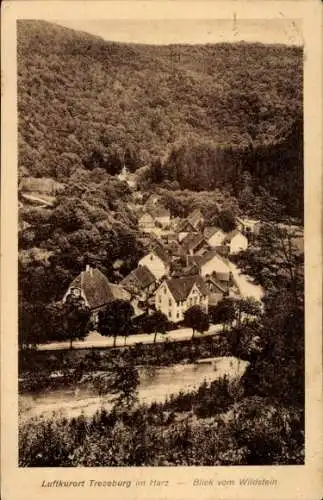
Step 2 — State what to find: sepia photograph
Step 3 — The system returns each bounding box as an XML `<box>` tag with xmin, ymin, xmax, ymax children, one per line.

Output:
<box><xmin>15</xmin><ymin>15</ymin><xmax>308</xmax><ymax>469</ymax></box>
<box><xmin>2</xmin><ymin>1</ymin><xmax>323</xmax><ymax>498</ymax></box>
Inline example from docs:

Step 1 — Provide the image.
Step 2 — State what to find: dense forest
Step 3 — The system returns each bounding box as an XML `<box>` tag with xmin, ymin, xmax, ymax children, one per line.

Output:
<box><xmin>18</xmin><ymin>20</ymin><xmax>303</xmax><ymax>215</ymax></box>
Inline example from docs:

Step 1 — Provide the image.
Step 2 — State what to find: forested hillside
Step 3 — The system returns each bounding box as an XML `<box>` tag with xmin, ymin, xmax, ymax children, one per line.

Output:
<box><xmin>18</xmin><ymin>21</ymin><xmax>302</xmax><ymax>187</ymax></box>
<box><xmin>18</xmin><ymin>20</ymin><xmax>303</xmax><ymax>321</ymax></box>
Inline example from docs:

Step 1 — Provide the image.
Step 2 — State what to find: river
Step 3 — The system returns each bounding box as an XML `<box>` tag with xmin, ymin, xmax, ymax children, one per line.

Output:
<box><xmin>19</xmin><ymin>356</ymin><xmax>248</xmax><ymax>421</ymax></box>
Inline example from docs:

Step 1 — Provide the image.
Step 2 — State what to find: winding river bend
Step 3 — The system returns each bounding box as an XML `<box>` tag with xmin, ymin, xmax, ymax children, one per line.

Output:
<box><xmin>19</xmin><ymin>356</ymin><xmax>248</xmax><ymax>421</ymax></box>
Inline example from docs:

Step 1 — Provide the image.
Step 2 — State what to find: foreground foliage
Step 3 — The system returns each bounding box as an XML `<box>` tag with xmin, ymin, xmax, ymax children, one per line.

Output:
<box><xmin>19</xmin><ymin>393</ymin><xmax>304</xmax><ymax>466</ymax></box>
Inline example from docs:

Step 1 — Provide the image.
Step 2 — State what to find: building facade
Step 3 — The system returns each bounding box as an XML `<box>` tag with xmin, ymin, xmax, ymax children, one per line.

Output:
<box><xmin>204</xmin><ymin>227</ymin><xmax>226</xmax><ymax>248</ymax></box>
<box><xmin>63</xmin><ymin>265</ymin><xmax>131</xmax><ymax>325</ymax></box>
<box><xmin>154</xmin><ymin>275</ymin><xmax>209</xmax><ymax>323</ymax></box>
<box><xmin>138</xmin><ymin>250</ymin><xmax>170</xmax><ymax>280</ymax></box>
<box><xmin>224</xmin><ymin>230</ymin><xmax>248</xmax><ymax>254</ymax></box>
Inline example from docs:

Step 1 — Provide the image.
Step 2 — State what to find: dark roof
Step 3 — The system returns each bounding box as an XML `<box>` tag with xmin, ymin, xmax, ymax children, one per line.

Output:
<box><xmin>176</xmin><ymin>219</ymin><xmax>196</xmax><ymax>232</ymax></box>
<box><xmin>214</xmin><ymin>245</ymin><xmax>230</xmax><ymax>257</ymax></box>
<box><xmin>69</xmin><ymin>267</ymin><xmax>130</xmax><ymax>310</ymax></box>
<box><xmin>120</xmin><ymin>265</ymin><xmax>156</xmax><ymax>291</ymax></box>
<box><xmin>205</xmin><ymin>275</ymin><xmax>229</xmax><ymax>294</ymax></box>
<box><xmin>188</xmin><ymin>249</ymin><xmax>230</xmax><ymax>269</ymax></box>
<box><xmin>180</xmin><ymin>263</ymin><xmax>200</xmax><ymax>276</ymax></box>
<box><xmin>165</xmin><ymin>275</ymin><xmax>209</xmax><ymax>301</ymax></box>
<box><xmin>187</xmin><ymin>209</ymin><xmax>204</xmax><ymax>228</ymax></box>
<box><xmin>186</xmin><ymin>254</ymin><xmax>201</xmax><ymax>266</ymax></box>
<box><xmin>181</xmin><ymin>232</ymin><xmax>207</xmax><ymax>252</ymax></box>
<box><xmin>204</xmin><ymin>226</ymin><xmax>223</xmax><ymax>240</ymax></box>
<box><xmin>152</xmin><ymin>245</ymin><xmax>171</xmax><ymax>264</ymax></box>
<box><xmin>135</xmin><ymin>266</ymin><xmax>156</xmax><ymax>287</ymax></box>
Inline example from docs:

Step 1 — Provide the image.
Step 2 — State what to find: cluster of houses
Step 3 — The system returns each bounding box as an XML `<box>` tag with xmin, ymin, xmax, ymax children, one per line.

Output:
<box><xmin>63</xmin><ymin>201</ymin><xmax>261</xmax><ymax>328</ymax></box>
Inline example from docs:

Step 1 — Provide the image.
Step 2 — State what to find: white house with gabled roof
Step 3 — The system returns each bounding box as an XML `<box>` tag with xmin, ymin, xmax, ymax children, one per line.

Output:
<box><xmin>223</xmin><ymin>229</ymin><xmax>248</xmax><ymax>254</ymax></box>
<box><xmin>138</xmin><ymin>248</ymin><xmax>170</xmax><ymax>280</ymax></box>
<box><xmin>204</xmin><ymin>226</ymin><xmax>226</xmax><ymax>248</ymax></box>
<box><xmin>154</xmin><ymin>275</ymin><xmax>209</xmax><ymax>323</ymax></box>
<box><xmin>187</xmin><ymin>249</ymin><xmax>231</xmax><ymax>281</ymax></box>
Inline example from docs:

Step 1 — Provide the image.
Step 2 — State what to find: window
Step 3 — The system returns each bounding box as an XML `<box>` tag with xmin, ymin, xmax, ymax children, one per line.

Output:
<box><xmin>164</xmin><ymin>286</ymin><xmax>167</xmax><ymax>294</ymax></box>
<box><xmin>169</xmin><ymin>299</ymin><xmax>172</xmax><ymax>307</ymax></box>
<box><xmin>176</xmin><ymin>312</ymin><xmax>180</xmax><ymax>319</ymax></box>
<box><xmin>158</xmin><ymin>295</ymin><xmax>161</xmax><ymax>303</ymax></box>
<box><xmin>168</xmin><ymin>311</ymin><xmax>172</xmax><ymax>318</ymax></box>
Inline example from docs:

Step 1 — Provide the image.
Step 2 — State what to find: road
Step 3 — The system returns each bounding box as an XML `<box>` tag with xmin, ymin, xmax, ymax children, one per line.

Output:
<box><xmin>229</xmin><ymin>262</ymin><xmax>264</xmax><ymax>303</ymax></box>
<box><xmin>37</xmin><ymin>324</ymin><xmax>223</xmax><ymax>351</ymax></box>
<box><xmin>20</xmin><ymin>193</ymin><xmax>55</xmax><ymax>207</ymax></box>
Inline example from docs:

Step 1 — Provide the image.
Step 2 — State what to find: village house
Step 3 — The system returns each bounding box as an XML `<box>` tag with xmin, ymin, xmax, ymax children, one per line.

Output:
<box><xmin>166</xmin><ymin>240</ymin><xmax>186</xmax><ymax>261</ymax></box>
<box><xmin>223</xmin><ymin>229</ymin><xmax>248</xmax><ymax>254</ymax></box>
<box><xmin>120</xmin><ymin>265</ymin><xmax>156</xmax><ymax>301</ymax></box>
<box><xmin>154</xmin><ymin>275</ymin><xmax>209</xmax><ymax>323</ymax></box>
<box><xmin>176</xmin><ymin>219</ymin><xmax>195</xmax><ymax>241</ymax></box>
<box><xmin>138</xmin><ymin>212</ymin><xmax>155</xmax><ymax>232</ymax></box>
<box><xmin>188</xmin><ymin>249</ymin><xmax>231</xmax><ymax>281</ymax></box>
<box><xmin>117</xmin><ymin>166</ymin><xmax>138</xmax><ymax>189</ymax></box>
<box><xmin>204</xmin><ymin>226</ymin><xmax>226</xmax><ymax>248</ymax></box>
<box><xmin>204</xmin><ymin>275</ymin><xmax>229</xmax><ymax>306</ymax></box>
<box><xmin>236</xmin><ymin>217</ymin><xmax>261</xmax><ymax>236</ymax></box>
<box><xmin>150</xmin><ymin>206</ymin><xmax>171</xmax><ymax>228</ymax></box>
<box><xmin>187</xmin><ymin>208</ymin><xmax>205</xmax><ymax>231</ymax></box>
<box><xmin>176</xmin><ymin>209</ymin><xmax>205</xmax><ymax>241</ymax></box>
<box><xmin>181</xmin><ymin>232</ymin><xmax>210</xmax><ymax>256</ymax></box>
<box><xmin>62</xmin><ymin>265</ymin><xmax>131</xmax><ymax>325</ymax></box>
<box><xmin>138</xmin><ymin>247</ymin><xmax>170</xmax><ymax>280</ymax></box>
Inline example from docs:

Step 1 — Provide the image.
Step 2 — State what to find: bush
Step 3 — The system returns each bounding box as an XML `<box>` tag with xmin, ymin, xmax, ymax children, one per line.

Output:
<box><xmin>19</xmin><ymin>395</ymin><xmax>303</xmax><ymax>466</ymax></box>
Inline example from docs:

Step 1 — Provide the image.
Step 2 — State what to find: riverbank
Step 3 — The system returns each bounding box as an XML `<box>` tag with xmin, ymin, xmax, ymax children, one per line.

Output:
<box><xmin>19</xmin><ymin>356</ymin><xmax>248</xmax><ymax>421</ymax></box>
<box><xmin>19</xmin><ymin>331</ymin><xmax>236</xmax><ymax>392</ymax></box>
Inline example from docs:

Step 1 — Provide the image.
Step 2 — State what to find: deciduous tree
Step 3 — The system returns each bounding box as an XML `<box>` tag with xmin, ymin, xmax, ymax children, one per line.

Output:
<box><xmin>183</xmin><ymin>306</ymin><xmax>209</xmax><ymax>339</ymax></box>
<box><xmin>98</xmin><ymin>300</ymin><xmax>134</xmax><ymax>347</ymax></box>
